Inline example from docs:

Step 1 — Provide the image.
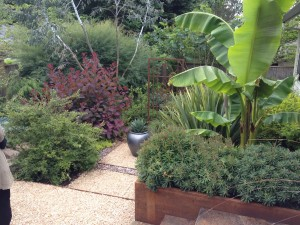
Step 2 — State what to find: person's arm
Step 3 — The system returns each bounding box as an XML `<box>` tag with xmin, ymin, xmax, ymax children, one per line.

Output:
<box><xmin>0</xmin><ymin>125</ymin><xmax>6</xmax><ymax>149</ymax></box>
<box><xmin>0</xmin><ymin>137</ymin><xmax>7</xmax><ymax>149</ymax></box>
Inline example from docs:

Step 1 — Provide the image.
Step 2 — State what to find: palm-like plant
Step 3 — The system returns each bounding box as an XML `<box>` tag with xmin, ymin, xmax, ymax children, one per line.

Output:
<box><xmin>160</xmin><ymin>85</ymin><xmax>224</xmax><ymax>134</ymax></box>
<box><xmin>169</xmin><ymin>0</ymin><xmax>300</xmax><ymax>147</ymax></box>
<box><xmin>130</xmin><ymin>118</ymin><xmax>148</xmax><ymax>133</ymax></box>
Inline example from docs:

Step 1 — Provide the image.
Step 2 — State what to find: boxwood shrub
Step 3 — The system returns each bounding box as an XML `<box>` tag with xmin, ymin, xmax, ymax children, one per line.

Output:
<box><xmin>136</xmin><ymin>126</ymin><xmax>300</xmax><ymax>209</ymax></box>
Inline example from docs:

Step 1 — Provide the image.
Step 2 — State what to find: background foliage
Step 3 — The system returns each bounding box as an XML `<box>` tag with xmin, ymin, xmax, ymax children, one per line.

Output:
<box><xmin>121</xmin><ymin>86</ymin><xmax>160</xmax><ymax>125</ymax></box>
<box><xmin>258</xmin><ymin>93</ymin><xmax>300</xmax><ymax>150</ymax></box>
<box><xmin>10</xmin><ymin>21</ymin><xmax>155</xmax><ymax>87</ymax></box>
<box><xmin>144</xmin><ymin>23</ymin><xmax>215</xmax><ymax>65</ymax></box>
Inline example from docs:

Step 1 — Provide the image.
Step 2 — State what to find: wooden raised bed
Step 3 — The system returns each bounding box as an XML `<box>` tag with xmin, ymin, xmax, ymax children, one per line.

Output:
<box><xmin>135</xmin><ymin>181</ymin><xmax>300</xmax><ymax>225</ymax></box>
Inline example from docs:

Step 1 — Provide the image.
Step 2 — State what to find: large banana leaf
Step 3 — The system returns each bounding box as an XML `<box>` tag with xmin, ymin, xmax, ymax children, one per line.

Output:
<box><xmin>191</xmin><ymin>111</ymin><xmax>231</xmax><ymax>127</ymax></box>
<box><xmin>260</xmin><ymin>76</ymin><xmax>295</xmax><ymax>109</ymax></box>
<box><xmin>228</xmin><ymin>93</ymin><xmax>241</xmax><ymax>121</ymax></box>
<box><xmin>228</xmin><ymin>0</ymin><xmax>295</xmax><ymax>85</ymax></box>
<box><xmin>243</xmin><ymin>77</ymin><xmax>293</xmax><ymax>101</ymax></box>
<box><xmin>207</xmin><ymin>36</ymin><xmax>232</xmax><ymax>72</ymax></box>
<box><xmin>263</xmin><ymin>112</ymin><xmax>300</xmax><ymax>124</ymax></box>
<box><xmin>168</xmin><ymin>66</ymin><xmax>238</xmax><ymax>95</ymax></box>
<box><xmin>175</xmin><ymin>12</ymin><xmax>234</xmax><ymax>71</ymax></box>
<box><xmin>276</xmin><ymin>0</ymin><xmax>296</xmax><ymax>12</ymax></box>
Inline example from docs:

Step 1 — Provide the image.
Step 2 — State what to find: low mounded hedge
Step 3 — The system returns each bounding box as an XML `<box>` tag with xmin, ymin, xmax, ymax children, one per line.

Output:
<box><xmin>136</xmin><ymin>126</ymin><xmax>300</xmax><ymax>209</ymax></box>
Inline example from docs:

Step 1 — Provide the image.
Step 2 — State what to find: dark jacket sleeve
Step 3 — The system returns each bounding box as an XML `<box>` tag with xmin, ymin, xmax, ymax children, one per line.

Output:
<box><xmin>0</xmin><ymin>138</ymin><xmax>7</xmax><ymax>149</ymax></box>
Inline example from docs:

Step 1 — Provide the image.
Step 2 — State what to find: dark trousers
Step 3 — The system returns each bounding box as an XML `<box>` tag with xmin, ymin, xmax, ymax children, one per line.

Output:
<box><xmin>0</xmin><ymin>189</ymin><xmax>12</xmax><ymax>225</ymax></box>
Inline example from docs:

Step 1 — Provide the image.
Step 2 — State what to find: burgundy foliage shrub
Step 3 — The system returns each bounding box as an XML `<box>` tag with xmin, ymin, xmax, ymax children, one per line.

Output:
<box><xmin>47</xmin><ymin>53</ymin><xmax>131</xmax><ymax>139</ymax></box>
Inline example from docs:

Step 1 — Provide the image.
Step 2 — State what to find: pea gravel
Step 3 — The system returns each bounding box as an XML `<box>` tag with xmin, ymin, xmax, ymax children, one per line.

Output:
<box><xmin>9</xmin><ymin>142</ymin><xmax>139</xmax><ymax>225</ymax></box>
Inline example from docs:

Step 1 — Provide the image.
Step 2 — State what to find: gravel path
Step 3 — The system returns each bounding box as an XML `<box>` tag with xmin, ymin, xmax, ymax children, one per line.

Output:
<box><xmin>10</xmin><ymin>142</ymin><xmax>138</xmax><ymax>225</ymax></box>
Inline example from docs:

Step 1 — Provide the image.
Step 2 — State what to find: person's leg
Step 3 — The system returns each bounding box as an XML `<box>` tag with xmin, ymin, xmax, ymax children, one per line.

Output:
<box><xmin>0</xmin><ymin>189</ymin><xmax>12</xmax><ymax>225</ymax></box>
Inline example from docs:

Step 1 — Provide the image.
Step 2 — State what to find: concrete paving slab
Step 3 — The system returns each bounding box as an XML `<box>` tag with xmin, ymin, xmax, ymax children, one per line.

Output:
<box><xmin>11</xmin><ymin>181</ymin><xmax>135</xmax><ymax>225</ymax></box>
<box><xmin>161</xmin><ymin>215</ymin><xmax>195</xmax><ymax>225</ymax></box>
<box><xmin>101</xmin><ymin>143</ymin><xmax>136</xmax><ymax>169</ymax></box>
<box><xmin>131</xmin><ymin>221</ymin><xmax>153</xmax><ymax>225</ymax></box>
<box><xmin>68</xmin><ymin>170</ymin><xmax>137</xmax><ymax>200</ymax></box>
<box><xmin>196</xmin><ymin>208</ymin><xmax>287</xmax><ymax>225</ymax></box>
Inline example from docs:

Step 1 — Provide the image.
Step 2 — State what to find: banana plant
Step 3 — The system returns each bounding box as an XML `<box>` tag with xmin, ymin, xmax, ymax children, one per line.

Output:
<box><xmin>168</xmin><ymin>0</ymin><xmax>300</xmax><ymax>147</ymax></box>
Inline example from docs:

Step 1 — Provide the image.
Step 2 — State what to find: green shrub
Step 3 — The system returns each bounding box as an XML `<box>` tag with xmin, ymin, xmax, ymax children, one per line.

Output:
<box><xmin>258</xmin><ymin>93</ymin><xmax>300</xmax><ymax>150</ymax></box>
<box><xmin>144</xmin><ymin>23</ymin><xmax>215</xmax><ymax>65</ymax></box>
<box><xmin>136</xmin><ymin>126</ymin><xmax>233</xmax><ymax>195</ymax></box>
<box><xmin>234</xmin><ymin>144</ymin><xmax>300</xmax><ymax>208</ymax></box>
<box><xmin>63</xmin><ymin>20</ymin><xmax>156</xmax><ymax>88</ymax></box>
<box><xmin>0</xmin><ymin>39</ymin><xmax>13</xmax><ymax>57</ymax></box>
<box><xmin>137</xmin><ymin>128</ymin><xmax>300</xmax><ymax>209</ymax></box>
<box><xmin>147</xmin><ymin>119</ymin><xmax>167</xmax><ymax>135</ymax></box>
<box><xmin>6</xmin><ymin>74</ymin><xmax>42</xmax><ymax>100</ymax></box>
<box><xmin>10</xmin><ymin>25</ymin><xmax>54</xmax><ymax>80</ymax></box>
<box><xmin>5</xmin><ymin>92</ymin><xmax>111</xmax><ymax>185</ymax></box>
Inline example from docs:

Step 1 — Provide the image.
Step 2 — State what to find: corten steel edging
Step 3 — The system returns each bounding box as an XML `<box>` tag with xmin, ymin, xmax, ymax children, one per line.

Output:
<box><xmin>135</xmin><ymin>181</ymin><xmax>300</xmax><ymax>225</ymax></box>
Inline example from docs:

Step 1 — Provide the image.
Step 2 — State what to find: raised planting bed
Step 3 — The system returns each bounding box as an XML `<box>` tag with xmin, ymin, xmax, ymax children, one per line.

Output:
<box><xmin>135</xmin><ymin>181</ymin><xmax>300</xmax><ymax>225</ymax></box>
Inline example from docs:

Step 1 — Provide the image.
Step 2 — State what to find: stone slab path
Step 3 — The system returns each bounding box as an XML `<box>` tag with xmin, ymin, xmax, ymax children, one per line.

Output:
<box><xmin>10</xmin><ymin>142</ymin><xmax>138</xmax><ymax>225</ymax></box>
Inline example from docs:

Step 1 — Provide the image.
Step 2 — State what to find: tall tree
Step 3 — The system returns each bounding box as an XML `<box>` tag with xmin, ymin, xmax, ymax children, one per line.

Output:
<box><xmin>161</xmin><ymin>0</ymin><xmax>199</xmax><ymax>21</ymax></box>
<box><xmin>195</xmin><ymin>0</ymin><xmax>242</xmax><ymax>21</ymax></box>
<box><xmin>76</xmin><ymin>0</ymin><xmax>164</xmax><ymax>76</ymax></box>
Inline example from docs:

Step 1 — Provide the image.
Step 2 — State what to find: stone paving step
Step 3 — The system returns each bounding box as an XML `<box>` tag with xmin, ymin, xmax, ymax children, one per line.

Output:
<box><xmin>11</xmin><ymin>142</ymin><xmax>138</xmax><ymax>224</ymax></box>
<box><xmin>68</xmin><ymin>169</ymin><xmax>137</xmax><ymax>200</ymax></box>
<box><xmin>160</xmin><ymin>215</ymin><xmax>195</xmax><ymax>225</ymax></box>
<box><xmin>101</xmin><ymin>142</ymin><xmax>136</xmax><ymax>169</ymax></box>
<box><xmin>11</xmin><ymin>181</ymin><xmax>135</xmax><ymax>225</ymax></box>
<box><xmin>195</xmin><ymin>208</ymin><xmax>287</xmax><ymax>225</ymax></box>
<box><xmin>131</xmin><ymin>221</ymin><xmax>153</xmax><ymax>225</ymax></box>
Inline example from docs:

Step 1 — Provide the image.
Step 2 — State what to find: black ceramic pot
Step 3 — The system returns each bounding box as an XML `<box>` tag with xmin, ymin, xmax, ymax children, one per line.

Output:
<box><xmin>127</xmin><ymin>132</ymin><xmax>150</xmax><ymax>157</ymax></box>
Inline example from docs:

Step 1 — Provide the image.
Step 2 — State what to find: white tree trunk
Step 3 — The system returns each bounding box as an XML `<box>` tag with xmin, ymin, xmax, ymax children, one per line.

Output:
<box><xmin>71</xmin><ymin>0</ymin><xmax>94</xmax><ymax>54</ymax></box>
<box><xmin>293</xmin><ymin>30</ymin><xmax>300</xmax><ymax>92</ymax></box>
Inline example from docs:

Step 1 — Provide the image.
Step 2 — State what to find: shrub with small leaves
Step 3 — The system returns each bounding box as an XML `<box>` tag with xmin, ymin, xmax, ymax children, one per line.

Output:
<box><xmin>48</xmin><ymin>53</ymin><xmax>131</xmax><ymax>139</ymax></box>
<box><xmin>233</xmin><ymin>144</ymin><xmax>300</xmax><ymax>208</ymax></box>
<box><xmin>5</xmin><ymin>92</ymin><xmax>112</xmax><ymax>185</ymax></box>
<box><xmin>136</xmin><ymin>127</ymin><xmax>300</xmax><ymax>209</ymax></box>
<box><xmin>148</xmin><ymin>119</ymin><xmax>167</xmax><ymax>135</ymax></box>
<box><xmin>136</xmin><ymin>126</ymin><xmax>233</xmax><ymax>195</ymax></box>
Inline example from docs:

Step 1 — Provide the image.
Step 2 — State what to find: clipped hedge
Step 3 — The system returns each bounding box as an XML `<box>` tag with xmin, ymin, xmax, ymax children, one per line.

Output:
<box><xmin>136</xmin><ymin>126</ymin><xmax>300</xmax><ymax>209</ymax></box>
